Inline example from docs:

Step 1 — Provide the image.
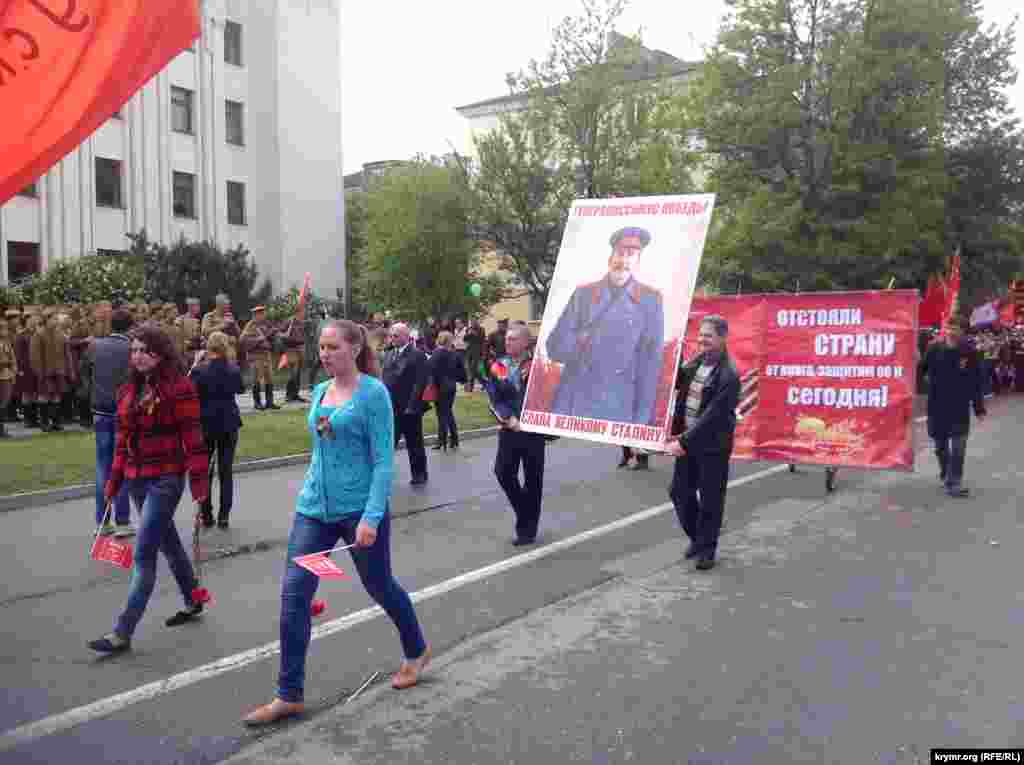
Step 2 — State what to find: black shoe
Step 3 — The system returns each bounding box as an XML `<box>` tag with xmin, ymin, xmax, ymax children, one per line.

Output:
<box><xmin>630</xmin><ymin>458</ymin><xmax>650</xmax><ymax>470</ymax></box>
<box><xmin>410</xmin><ymin>474</ymin><xmax>428</xmax><ymax>486</ymax></box>
<box><xmin>252</xmin><ymin>385</ymin><xmax>265</xmax><ymax>411</ymax></box>
<box><xmin>166</xmin><ymin>603</ymin><xmax>204</xmax><ymax>627</ymax></box>
<box><xmin>88</xmin><ymin>632</ymin><xmax>131</xmax><ymax>654</ymax></box>
<box><xmin>217</xmin><ymin>517</ymin><xmax>229</xmax><ymax>529</ymax></box>
<box><xmin>512</xmin><ymin>536</ymin><xmax>537</xmax><ymax>546</ymax></box>
<box><xmin>684</xmin><ymin>543</ymin><xmax>699</xmax><ymax>560</ymax></box>
<box><xmin>617</xmin><ymin>456</ymin><xmax>631</xmax><ymax>468</ymax></box>
<box><xmin>695</xmin><ymin>556</ymin><xmax>716</xmax><ymax>571</ymax></box>
<box><xmin>265</xmin><ymin>385</ymin><xmax>282</xmax><ymax>410</ymax></box>
<box><xmin>946</xmin><ymin>485</ymin><xmax>970</xmax><ymax>498</ymax></box>
<box><xmin>431</xmin><ymin>443</ymin><xmax>445</xmax><ymax>451</ymax></box>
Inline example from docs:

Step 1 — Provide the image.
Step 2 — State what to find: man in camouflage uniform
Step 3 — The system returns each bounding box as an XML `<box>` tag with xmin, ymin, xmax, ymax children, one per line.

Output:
<box><xmin>241</xmin><ymin>305</ymin><xmax>280</xmax><ymax>410</ymax></box>
<box><xmin>30</xmin><ymin>309</ymin><xmax>69</xmax><ymax>431</ymax></box>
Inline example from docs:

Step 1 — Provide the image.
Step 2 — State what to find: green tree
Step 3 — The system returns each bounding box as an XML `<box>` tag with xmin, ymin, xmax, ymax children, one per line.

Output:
<box><xmin>691</xmin><ymin>0</ymin><xmax>1019</xmax><ymax>293</ymax></box>
<box><xmin>344</xmin><ymin>192</ymin><xmax>373</xmax><ymax>321</ymax></box>
<box><xmin>127</xmin><ymin>230</ymin><xmax>272</xmax><ymax>317</ymax></box>
<box><xmin>462</xmin><ymin>0</ymin><xmax>697</xmax><ymax>309</ymax></box>
<box><xmin>357</xmin><ymin>160</ymin><xmax>504</xmax><ymax>323</ymax></box>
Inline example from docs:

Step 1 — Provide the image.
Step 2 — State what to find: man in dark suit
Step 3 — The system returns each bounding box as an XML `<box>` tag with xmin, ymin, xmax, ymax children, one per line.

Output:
<box><xmin>484</xmin><ymin>321</ymin><xmax>547</xmax><ymax>546</ymax></box>
<box><xmin>663</xmin><ymin>315</ymin><xmax>740</xmax><ymax>571</ymax></box>
<box><xmin>922</xmin><ymin>314</ymin><xmax>986</xmax><ymax>497</ymax></box>
<box><xmin>383</xmin><ymin>322</ymin><xmax>430</xmax><ymax>485</ymax></box>
<box><xmin>546</xmin><ymin>226</ymin><xmax>665</xmax><ymax>424</ymax></box>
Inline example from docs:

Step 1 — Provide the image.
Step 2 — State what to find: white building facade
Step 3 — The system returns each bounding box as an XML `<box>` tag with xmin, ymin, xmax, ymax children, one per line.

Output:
<box><xmin>0</xmin><ymin>0</ymin><xmax>345</xmax><ymax>297</ymax></box>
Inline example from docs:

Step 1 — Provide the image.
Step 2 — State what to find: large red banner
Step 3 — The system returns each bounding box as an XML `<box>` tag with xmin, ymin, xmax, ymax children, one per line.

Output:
<box><xmin>0</xmin><ymin>0</ymin><xmax>201</xmax><ymax>205</ymax></box>
<box><xmin>685</xmin><ymin>291</ymin><xmax>918</xmax><ymax>471</ymax></box>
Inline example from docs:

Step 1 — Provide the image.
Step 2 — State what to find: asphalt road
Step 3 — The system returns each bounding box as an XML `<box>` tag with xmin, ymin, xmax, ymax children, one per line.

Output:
<box><xmin>0</xmin><ymin>400</ymin><xmax>943</xmax><ymax>764</ymax></box>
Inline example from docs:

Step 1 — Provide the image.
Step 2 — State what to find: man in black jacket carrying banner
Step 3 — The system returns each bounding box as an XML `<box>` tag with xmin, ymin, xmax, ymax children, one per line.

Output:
<box><xmin>663</xmin><ymin>315</ymin><xmax>740</xmax><ymax>571</ymax></box>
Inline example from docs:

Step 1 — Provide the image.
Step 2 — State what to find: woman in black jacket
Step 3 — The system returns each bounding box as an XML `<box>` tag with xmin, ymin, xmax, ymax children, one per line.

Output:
<box><xmin>428</xmin><ymin>331</ymin><xmax>465</xmax><ymax>451</ymax></box>
<box><xmin>190</xmin><ymin>331</ymin><xmax>244</xmax><ymax>528</ymax></box>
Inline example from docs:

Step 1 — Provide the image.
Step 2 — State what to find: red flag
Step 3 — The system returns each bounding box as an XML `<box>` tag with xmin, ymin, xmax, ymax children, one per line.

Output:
<box><xmin>939</xmin><ymin>255</ymin><xmax>961</xmax><ymax>333</ymax></box>
<box><xmin>278</xmin><ymin>273</ymin><xmax>312</xmax><ymax>370</ymax></box>
<box><xmin>90</xmin><ymin>534</ymin><xmax>133</xmax><ymax>570</ymax></box>
<box><xmin>919</xmin><ymin>275</ymin><xmax>945</xmax><ymax>327</ymax></box>
<box><xmin>0</xmin><ymin>0</ymin><xmax>201</xmax><ymax>205</ymax></box>
<box><xmin>293</xmin><ymin>552</ymin><xmax>350</xmax><ymax>580</ymax></box>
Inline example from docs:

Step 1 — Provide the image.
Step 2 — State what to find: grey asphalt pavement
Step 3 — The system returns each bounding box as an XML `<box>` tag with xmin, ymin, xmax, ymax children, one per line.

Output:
<box><xmin>0</xmin><ymin>395</ymin><xmax>1017</xmax><ymax>765</ymax></box>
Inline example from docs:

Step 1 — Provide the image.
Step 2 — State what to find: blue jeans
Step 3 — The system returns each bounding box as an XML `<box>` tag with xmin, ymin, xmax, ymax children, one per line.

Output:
<box><xmin>933</xmin><ymin>434</ymin><xmax>968</xmax><ymax>489</ymax></box>
<box><xmin>95</xmin><ymin>414</ymin><xmax>131</xmax><ymax>526</ymax></box>
<box><xmin>113</xmin><ymin>474</ymin><xmax>196</xmax><ymax>639</ymax></box>
<box><xmin>278</xmin><ymin>512</ymin><xmax>426</xmax><ymax>703</ymax></box>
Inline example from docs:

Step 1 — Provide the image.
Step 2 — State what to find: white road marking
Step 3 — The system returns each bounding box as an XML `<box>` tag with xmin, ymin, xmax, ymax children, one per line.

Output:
<box><xmin>0</xmin><ymin>462</ymin><xmax>786</xmax><ymax>751</ymax></box>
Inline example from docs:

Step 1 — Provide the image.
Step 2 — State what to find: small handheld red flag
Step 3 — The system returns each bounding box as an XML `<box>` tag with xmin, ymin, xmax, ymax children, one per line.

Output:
<box><xmin>294</xmin><ymin>551</ymin><xmax>350</xmax><ymax>580</ymax></box>
<box><xmin>90</xmin><ymin>534</ymin><xmax>133</xmax><ymax>570</ymax></box>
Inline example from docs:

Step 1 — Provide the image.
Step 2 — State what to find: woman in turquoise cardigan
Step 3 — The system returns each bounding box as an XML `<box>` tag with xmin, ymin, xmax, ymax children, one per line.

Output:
<box><xmin>244</xmin><ymin>319</ymin><xmax>430</xmax><ymax>727</ymax></box>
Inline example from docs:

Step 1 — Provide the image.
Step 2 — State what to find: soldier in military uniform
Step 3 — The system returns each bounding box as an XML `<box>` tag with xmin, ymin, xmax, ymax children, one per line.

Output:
<box><xmin>30</xmin><ymin>309</ymin><xmax>69</xmax><ymax>431</ymax></box>
<box><xmin>93</xmin><ymin>301</ymin><xmax>113</xmax><ymax>338</ymax></box>
<box><xmin>202</xmin><ymin>294</ymin><xmax>240</xmax><ymax>363</ymax></box>
<box><xmin>4</xmin><ymin>309</ymin><xmax>22</xmax><ymax>423</ymax></box>
<box><xmin>67</xmin><ymin>305</ymin><xmax>95</xmax><ymax>426</ymax></box>
<box><xmin>546</xmin><ymin>226</ymin><xmax>665</xmax><ymax>425</ymax></box>
<box><xmin>280</xmin><ymin>312</ymin><xmax>308</xmax><ymax>403</ymax></box>
<box><xmin>0</xmin><ymin>313</ymin><xmax>16</xmax><ymax>437</ymax></box>
<box><xmin>176</xmin><ymin>297</ymin><xmax>204</xmax><ymax>367</ymax></box>
<box><xmin>15</xmin><ymin>311</ymin><xmax>40</xmax><ymax>427</ymax></box>
<box><xmin>240</xmin><ymin>305</ymin><xmax>280</xmax><ymax>410</ymax></box>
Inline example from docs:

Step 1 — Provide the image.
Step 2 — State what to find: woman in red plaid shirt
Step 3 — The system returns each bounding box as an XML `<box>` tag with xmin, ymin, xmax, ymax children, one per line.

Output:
<box><xmin>89</xmin><ymin>325</ymin><xmax>210</xmax><ymax>654</ymax></box>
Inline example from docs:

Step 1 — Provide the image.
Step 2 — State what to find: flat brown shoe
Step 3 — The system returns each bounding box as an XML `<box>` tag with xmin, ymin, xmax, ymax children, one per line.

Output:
<box><xmin>392</xmin><ymin>644</ymin><xmax>432</xmax><ymax>690</ymax></box>
<box><xmin>242</xmin><ymin>698</ymin><xmax>305</xmax><ymax>727</ymax></box>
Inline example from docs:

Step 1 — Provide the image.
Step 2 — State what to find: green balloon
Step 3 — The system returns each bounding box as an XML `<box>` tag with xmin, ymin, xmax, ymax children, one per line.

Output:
<box><xmin>469</xmin><ymin>282</ymin><xmax>482</xmax><ymax>297</ymax></box>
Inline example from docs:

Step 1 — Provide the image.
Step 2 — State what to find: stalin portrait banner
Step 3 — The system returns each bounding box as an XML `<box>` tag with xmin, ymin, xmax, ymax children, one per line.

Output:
<box><xmin>520</xmin><ymin>194</ymin><xmax>716</xmax><ymax>449</ymax></box>
<box><xmin>683</xmin><ymin>291</ymin><xmax>919</xmax><ymax>471</ymax></box>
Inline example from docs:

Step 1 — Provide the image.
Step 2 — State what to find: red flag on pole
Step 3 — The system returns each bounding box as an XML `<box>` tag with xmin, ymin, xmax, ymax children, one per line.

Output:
<box><xmin>939</xmin><ymin>254</ymin><xmax>962</xmax><ymax>334</ymax></box>
<box><xmin>0</xmin><ymin>0</ymin><xmax>201</xmax><ymax>205</ymax></box>
<box><xmin>293</xmin><ymin>551</ymin><xmax>350</xmax><ymax>580</ymax></box>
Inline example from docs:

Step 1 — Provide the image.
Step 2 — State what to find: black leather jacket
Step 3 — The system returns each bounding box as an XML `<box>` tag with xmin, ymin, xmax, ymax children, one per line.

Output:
<box><xmin>671</xmin><ymin>351</ymin><xmax>740</xmax><ymax>456</ymax></box>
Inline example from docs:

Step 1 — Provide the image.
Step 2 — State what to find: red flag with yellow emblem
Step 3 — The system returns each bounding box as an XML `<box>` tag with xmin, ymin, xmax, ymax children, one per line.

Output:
<box><xmin>0</xmin><ymin>0</ymin><xmax>201</xmax><ymax>205</ymax></box>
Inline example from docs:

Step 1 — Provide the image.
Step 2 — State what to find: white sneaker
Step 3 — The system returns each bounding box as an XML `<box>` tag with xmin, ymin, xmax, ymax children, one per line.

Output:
<box><xmin>114</xmin><ymin>522</ymin><xmax>136</xmax><ymax>538</ymax></box>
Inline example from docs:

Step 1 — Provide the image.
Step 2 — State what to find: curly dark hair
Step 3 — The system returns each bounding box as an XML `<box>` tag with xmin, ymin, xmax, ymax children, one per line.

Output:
<box><xmin>129</xmin><ymin>322</ymin><xmax>186</xmax><ymax>383</ymax></box>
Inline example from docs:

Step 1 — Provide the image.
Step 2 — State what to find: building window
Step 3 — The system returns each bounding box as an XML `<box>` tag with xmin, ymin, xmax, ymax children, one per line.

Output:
<box><xmin>171</xmin><ymin>87</ymin><xmax>193</xmax><ymax>134</ymax></box>
<box><xmin>7</xmin><ymin>241</ymin><xmax>41</xmax><ymax>283</ymax></box>
<box><xmin>225</xmin><ymin>100</ymin><xmax>244</xmax><ymax>146</ymax></box>
<box><xmin>95</xmin><ymin>158</ymin><xmax>123</xmax><ymax>208</ymax></box>
<box><xmin>17</xmin><ymin>183</ymin><xmax>37</xmax><ymax>197</ymax></box>
<box><xmin>173</xmin><ymin>171</ymin><xmax>196</xmax><ymax>218</ymax></box>
<box><xmin>227</xmin><ymin>181</ymin><xmax>246</xmax><ymax>225</ymax></box>
<box><xmin>224</xmin><ymin>21</ymin><xmax>242</xmax><ymax>66</ymax></box>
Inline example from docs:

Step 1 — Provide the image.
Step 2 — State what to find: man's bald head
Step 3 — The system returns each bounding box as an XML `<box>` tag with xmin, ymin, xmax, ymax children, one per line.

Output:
<box><xmin>390</xmin><ymin>322</ymin><xmax>410</xmax><ymax>346</ymax></box>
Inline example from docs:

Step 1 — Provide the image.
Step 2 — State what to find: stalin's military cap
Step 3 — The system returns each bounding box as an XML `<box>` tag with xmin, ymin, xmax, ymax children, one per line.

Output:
<box><xmin>609</xmin><ymin>226</ymin><xmax>652</xmax><ymax>248</ymax></box>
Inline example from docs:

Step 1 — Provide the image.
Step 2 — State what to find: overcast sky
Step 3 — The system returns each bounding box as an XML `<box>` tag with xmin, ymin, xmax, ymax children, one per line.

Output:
<box><xmin>339</xmin><ymin>0</ymin><xmax>1023</xmax><ymax>175</ymax></box>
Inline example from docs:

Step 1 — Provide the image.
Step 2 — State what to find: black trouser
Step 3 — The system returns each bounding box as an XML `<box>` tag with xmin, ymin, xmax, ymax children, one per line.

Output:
<box><xmin>201</xmin><ymin>430</ymin><xmax>239</xmax><ymax>519</ymax></box>
<box><xmin>434</xmin><ymin>388</ymin><xmax>458</xmax><ymax>447</ymax></box>
<box><xmin>465</xmin><ymin>353</ymin><xmax>483</xmax><ymax>389</ymax></box>
<box><xmin>395</xmin><ymin>411</ymin><xmax>427</xmax><ymax>479</ymax></box>
<box><xmin>933</xmin><ymin>434</ymin><xmax>967</xmax><ymax>488</ymax></box>
<box><xmin>669</xmin><ymin>451</ymin><xmax>731</xmax><ymax>559</ymax></box>
<box><xmin>494</xmin><ymin>429</ymin><xmax>546</xmax><ymax>540</ymax></box>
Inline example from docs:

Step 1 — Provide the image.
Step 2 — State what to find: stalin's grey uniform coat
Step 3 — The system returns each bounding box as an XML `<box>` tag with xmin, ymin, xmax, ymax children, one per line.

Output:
<box><xmin>546</xmin><ymin>275</ymin><xmax>664</xmax><ymax>424</ymax></box>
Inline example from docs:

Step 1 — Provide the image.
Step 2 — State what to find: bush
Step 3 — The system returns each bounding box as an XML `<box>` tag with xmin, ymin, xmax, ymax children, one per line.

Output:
<box><xmin>1</xmin><ymin>252</ymin><xmax>144</xmax><ymax>307</ymax></box>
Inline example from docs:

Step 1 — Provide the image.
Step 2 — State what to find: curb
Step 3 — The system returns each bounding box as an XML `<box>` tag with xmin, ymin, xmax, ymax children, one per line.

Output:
<box><xmin>0</xmin><ymin>425</ymin><xmax>501</xmax><ymax>514</ymax></box>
